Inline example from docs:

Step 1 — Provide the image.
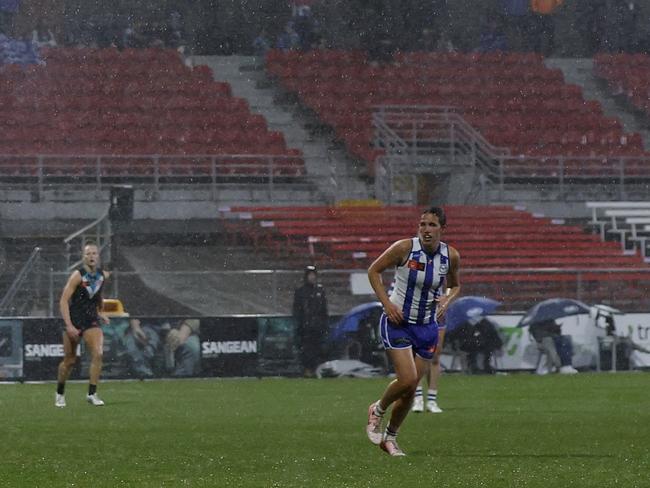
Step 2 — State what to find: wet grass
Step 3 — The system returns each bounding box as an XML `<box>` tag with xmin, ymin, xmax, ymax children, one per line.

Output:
<box><xmin>0</xmin><ymin>373</ymin><xmax>648</xmax><ymax>487</ymax></box>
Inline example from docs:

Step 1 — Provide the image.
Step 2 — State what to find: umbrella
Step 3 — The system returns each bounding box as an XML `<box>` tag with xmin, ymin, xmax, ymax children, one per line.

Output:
<box><xmin>590</xmin><ymin>304</ymin><xmax>623</xmax><ymax>317</ymax></box>
<box><xmin>329</xmin><ymin>302</ymin><xmax>382</xmax><ymax>342</ymax></box>
<box><xmin>444</xmin><ymin>296</ymin><xmax>501</xmax><ymax>333</ymax></box>
<box><xmin>517</xmin><ymin>298</ymin><xmax>591</xmax><ymax>327</ymax></box>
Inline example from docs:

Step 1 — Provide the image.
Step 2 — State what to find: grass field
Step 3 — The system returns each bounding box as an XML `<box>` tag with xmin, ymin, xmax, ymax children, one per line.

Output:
<box><xmin>0</xmin><ymin>373</ymin><xmax>648</xmax><ymax>488</ymax></box>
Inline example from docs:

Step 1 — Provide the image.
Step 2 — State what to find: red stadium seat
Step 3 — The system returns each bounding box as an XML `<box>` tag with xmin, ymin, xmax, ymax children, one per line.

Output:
<box><xmin>0</xmin><ymin>48</ymin><xmax>304</xmax><ymax>179</ymax></box>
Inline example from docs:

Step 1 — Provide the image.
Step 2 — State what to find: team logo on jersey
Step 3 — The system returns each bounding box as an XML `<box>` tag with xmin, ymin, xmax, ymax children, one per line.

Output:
<box><xmin>82</xmin><ymin>272</ymin><xmax>103</xmax><ymax>298</ymax></box>
<box><xmin>407</xmin><ymin>259</ymin><xmax>425</xmax><ymax>271</ymax></box>
<box><xmin>439</xmin><ymin>263</ymin><xmax>449</xmax><ymax>274</ymax></box>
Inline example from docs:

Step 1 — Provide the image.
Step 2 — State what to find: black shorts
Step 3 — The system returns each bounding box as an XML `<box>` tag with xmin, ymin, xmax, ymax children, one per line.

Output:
<box><xmin>65</xmin><ymin>319</ymin><xmax>100</xmax><ymax>335</ymax></box>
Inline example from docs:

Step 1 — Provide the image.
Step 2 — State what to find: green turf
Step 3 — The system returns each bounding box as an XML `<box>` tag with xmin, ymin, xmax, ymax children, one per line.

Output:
<box><xmin>0</xmin><ymin>373</ymin><xmax>648</xmax><ymax>487</ymax></box>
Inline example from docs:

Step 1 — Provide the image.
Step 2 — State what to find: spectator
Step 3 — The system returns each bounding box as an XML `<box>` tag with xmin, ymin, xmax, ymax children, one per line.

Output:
<box><xmin>501</xmin><ymin>0</ymin><xmax>531</xmax><ymax>50</ymax></box>
<box><xmin>122</xmin><ymin>17</ymin><xmax>148</xmax><ymax>49</ymax></box>
<box><xmin>530</xmin><ymin>0</ymin><xmax>563</xmax><ymax>55</ymax></box>
<box><xmin>0</xmin><ymin>0</ymin><xmax>19</xmax><ymax>36</ymax></box>
<box><xmin>446</xmin><ymin>317</ymin><xmax>503</xmax><ymax>374</ymax></box>
<box><xmin>0</xmin><ymin>34</ymin><xmax>40</xmax><ymax>65</ymax></box>
<box><xmin>292</xmin><ymin>265</ymin><xmax>329</xmax><ymax>377</ymax></box>
<box><xmin>165</xmin><ymin>10</ymin><xmax>185</xmax><ymax>48</ymax></box>
<box><xmin>293</xmin><ymin>6</ymin><xmax>317</xmax><ymax>50</ymax></box>
<box><xmin>478</xmin><ymin>17</ymin><xmax>508</xmax><ymax>53</ymax></box>
<box><xmin>309</xmin><ymin>30</ymin><xmax>327</xmax><ymax>50</ymax></box>
<box><xmin>575</xmin><ymin>0</ymin><xmax>607</xmax><ymax>56</ymax></box>
<box><xmin>276</xmin><ymin>21</ymin><xmax>300</xmax><ymax>51</ymax></box>
<box><xmin>530</xmin><ymin>319</ymin><xmax>578</xmax><ymax>374</ymax></box>
<box><xmin>418</xmin><ymin>28</ymin><xmax>437</xmax><ymax>51</ymax></box>
<box><xmin>595</xmin><ymin>309</ymin><xmax>650</xmax><ymax>370</ymax></box>
<box><xmin>435</xmin><ymin>30</ymin><xmax>457</xmax><ymax>52</ymax></box>
<box><xmin>31</xmin><ymin>20</ymin><xmax>57</xmax><ymax>48</ymax></box>
<box><xmin>614</xmin><ymin>0</ymin><xmax>639</xmax><ymax>52</ymax></box>
<box><xmin>252</xmin><ymin>28</ymin><xmax>271</xmax><ymax>57</ymax></box>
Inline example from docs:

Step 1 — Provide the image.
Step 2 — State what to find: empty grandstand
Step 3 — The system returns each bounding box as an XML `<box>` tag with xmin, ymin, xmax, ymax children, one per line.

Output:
<box><xmin>2</xmin><ymin>0</ymin><xmax>650</xmax><ymax>340</ymax></box>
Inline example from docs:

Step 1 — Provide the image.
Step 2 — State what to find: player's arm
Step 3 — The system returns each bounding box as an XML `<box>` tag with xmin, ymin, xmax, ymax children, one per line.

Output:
<box><xmin>436</xmin><ymin>246</ymin><xmax>461</xmax><ymax>322</ymax></box>
<box><xmin>59</xmin><ymin>271</ymin><xmax>82</xmax><ymax>337</ymax></box>
<box><xmin>96</xmin><ymin>271</ymin><xmax>110</xmax><ymax>324</ymax></box>
<box><xmin>368</xmin><ymin>239</ymin><xmax>410</xmax><ymax>325</ymax></box>
<box><xmin>97</xmin><ymin>293</ymin><xmax>110</xmax><ymax>325</ymax></box>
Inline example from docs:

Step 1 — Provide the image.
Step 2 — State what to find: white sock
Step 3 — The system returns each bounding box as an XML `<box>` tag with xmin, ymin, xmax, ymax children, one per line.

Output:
<box><xmin>374</xmin><ymin>401</ymin><xmax>386</xmax><ymax>416</ymax></box>
<box><xmin>384</xmin><ymin>426</ymin><xmax>398</xmax><ymax>442</ymax></box>
<box><xmin>414</xmin><ymin>386</ymin><xmax>423</xmax><ymax>399</ymax></box>
<box><xmin>428</xmin><ymin>389</ymin><xmax>438</xmax><ymax>403</ymax></box>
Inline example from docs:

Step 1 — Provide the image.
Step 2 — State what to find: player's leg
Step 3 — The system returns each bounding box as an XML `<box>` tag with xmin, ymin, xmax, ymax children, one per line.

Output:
<box><xmin>426</xmin><ymin>327</ymin><xmax>445</xmax><ymax>413</ymax></box>
<box><xmin>380</xmin><ymin>352</ymin><xmax>430</xmax><ymax>456</ymax></box>
<box><xmin>83</xmin><ymin>327</ymin><xmax>105</xmax><ymax>406</ymax></box>
<box><xmin>367</xmin><ymin>346</ymin><xmax>416</xmax><ymax>444</ymax></box>
<box><xmin>412</xmin><ymin>361</ymin><xmax>429</xmax><ymax>413</ymax></box>
<box><xmin>55</xmin><ymin>331</ymin><xmax>80</xmax><ymax>407</ymax></box>
<box><xmin>385</xmin><ymin>349</ymin><xmax>429</xmax><ymax>427</ymax></box>
<box><xmin>368</xmin><ymin>314</ymin><xmax>417</xmax><ymax>446</ymax></box>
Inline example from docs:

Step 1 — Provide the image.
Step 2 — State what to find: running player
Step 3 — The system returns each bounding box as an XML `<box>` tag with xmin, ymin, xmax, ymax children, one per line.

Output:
<box><xmin>365</xmin><ymin>206</ymin><xmax>460</xmax><ymax>456</ymax></box>
<box><xmin>55</xmin><ymin>242</ymin><xmax>109</xmax><ymax>407</ymax></box>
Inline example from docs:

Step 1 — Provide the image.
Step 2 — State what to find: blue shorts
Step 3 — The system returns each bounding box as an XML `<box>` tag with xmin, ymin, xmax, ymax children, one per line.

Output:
<box><xmin>379</xmin><ymin>313</ymin><xmax>439</xmax><ymax>360</ymax></box>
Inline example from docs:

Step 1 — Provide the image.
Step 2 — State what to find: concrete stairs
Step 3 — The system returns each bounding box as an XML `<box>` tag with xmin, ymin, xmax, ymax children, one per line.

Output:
<box><xmin>545</xmin><ymin>58</ymin><xmax>650</xmax><ymax>149</ymax></box>
<box><xmin>192</xmin><ymin>55</ymin><xmax>371</xmax><ymax>202</ymax></box>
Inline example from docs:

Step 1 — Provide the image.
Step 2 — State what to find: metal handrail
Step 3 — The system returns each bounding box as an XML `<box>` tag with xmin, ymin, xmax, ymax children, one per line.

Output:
<box><xmin>373</xmin><ymin>104</ymin><xmax>509</xmax><ymax>168</ymax></box>
<box><xmin>63</xmin><ymin>209</ymin><xmax>111</xmax><ymax>270</ymax></box>
<box><xmin>0</xmin><ymin>246</ymin><xmax>41</xmax><ymax>315</ymax></box>
<box><xmin>63</xmin><ymin>209</ymin><xmax>110</xmax><ymax>245</ymax></box>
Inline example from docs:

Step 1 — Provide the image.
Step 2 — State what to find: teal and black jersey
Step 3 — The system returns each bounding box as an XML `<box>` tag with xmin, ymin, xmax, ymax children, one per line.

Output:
<box><xmin>69</xmin><ymin>265</ymin><xmax>105</xmax><ymax>329</ymax></box>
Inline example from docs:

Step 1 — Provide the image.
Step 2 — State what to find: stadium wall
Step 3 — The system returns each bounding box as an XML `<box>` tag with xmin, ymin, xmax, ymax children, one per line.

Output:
<box><xmin>2</xmin><ymin>313</ymin><xmax>649</xmax><ymax>381</ymax></box>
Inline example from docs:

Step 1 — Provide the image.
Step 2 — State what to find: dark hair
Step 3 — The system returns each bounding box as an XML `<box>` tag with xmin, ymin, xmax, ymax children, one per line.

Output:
<box><xmin>422</xmin><ymin>206</ymin><xmax>446</xmax><ymax>227</ymax></box>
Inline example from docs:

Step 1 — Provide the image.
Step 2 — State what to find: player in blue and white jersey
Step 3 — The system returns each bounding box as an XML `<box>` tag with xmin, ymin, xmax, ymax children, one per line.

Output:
<box><xmin>365</xmin><ymin>206</ymin><xmax>460</xmax><ymax>456</ymax></box>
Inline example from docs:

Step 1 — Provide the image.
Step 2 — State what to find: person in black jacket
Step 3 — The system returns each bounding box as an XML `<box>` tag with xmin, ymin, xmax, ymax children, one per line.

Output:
<box><xmin>292</xmin><ymin>266</ymin><xmax>328</xmax><ymax>377</ymax></box>
<box><xmin>447</xmin><ymin>317</ymin><xmax>503</xmax><ymax>374</ymax></box>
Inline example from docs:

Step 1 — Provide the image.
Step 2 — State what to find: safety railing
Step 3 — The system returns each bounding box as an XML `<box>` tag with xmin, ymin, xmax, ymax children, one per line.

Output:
<box><xmin>372</xmin><ymin>105</ymin><xmax>650</xmax><ymax>201</ymax></box>
<box><xmin>0</xmin><ymin>153</ymin><xmax>341</xmax><ymax>202</ymax></box>
<box><xmin>63</xmin><ymin>209</ymin><xmax>112</xmax><ymax>271</ymax></box>
<box><xmin>0</xmin><ymin>247</ymin><xmax>42</xmax><ymax>316</ymax></box>
<box><xmin>40</xmin><ymin>267</ymin><xmax>650</xmax><ymax>317</ymax></box>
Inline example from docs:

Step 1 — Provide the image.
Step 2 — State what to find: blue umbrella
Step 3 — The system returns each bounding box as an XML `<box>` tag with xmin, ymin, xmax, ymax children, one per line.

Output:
<box><xmin>517</xmin><ymin>298</ymin><xmax>590</xmax><ymax>328</ymax></box>
<box><xmin>444</xmin><ymin>296</ymin><xmax>501</xmax><ymax>333</ymax></box>
<box><xmin>330</xmin><ymin>302</ymin><xmax>382</xmax><ymax>342</ymax></box>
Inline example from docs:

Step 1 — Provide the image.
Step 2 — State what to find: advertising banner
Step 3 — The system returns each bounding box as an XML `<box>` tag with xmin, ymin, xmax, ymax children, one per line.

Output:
<box><xmin>440</xmin><ymin>312</ymin><xmax>650</xmax><ymax>372</ymax></box>
<box><xmin>200</xmin><ymin>317</ymin><xmax>259</xmax><ymax>377</ymax></box>
<box><xmin>99</xmin><ymin>316</ymin><xmax>202</xmax><ymax>379</ymax></box>
<box><xmin>0</xmin><ymin>319</ymin><xmax>23</xmax><ymax>379</ymax></box>
<box><xmin>7</xmin><ymin>312</ymin><xmax>650</xmax><ymax>382</ymax></box>
<box><xmin>22</xmin><ymin>318</ymin><xmax>81</xmax><ymax>381</ymax></box>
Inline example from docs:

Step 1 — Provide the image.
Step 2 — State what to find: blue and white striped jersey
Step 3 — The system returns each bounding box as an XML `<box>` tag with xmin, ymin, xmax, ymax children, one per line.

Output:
<box><xmin>389</xmin><ymin>238</ymin><xmax>450</xmax><ymax>325</ymax></box>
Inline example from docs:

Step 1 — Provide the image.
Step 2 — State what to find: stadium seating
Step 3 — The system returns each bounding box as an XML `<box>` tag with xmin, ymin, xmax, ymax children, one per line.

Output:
<box><xmin>218</xmin><ymin>204</ymin><xmax>650</xmax><ymax>309</ymax></box>
<box><xmin>0</xmin><ymin>48</ymin><xmax>304</xmax><ymax>179</ymax></box>
<box><xmin>594</xmin><ymin>53</ymin><xmax>650</xmax><ymax>116</ymax></box>
<box><xmin>267</xmin><ymin>49</ymin><xmax>644</xmax><ymax>175</ymax></box>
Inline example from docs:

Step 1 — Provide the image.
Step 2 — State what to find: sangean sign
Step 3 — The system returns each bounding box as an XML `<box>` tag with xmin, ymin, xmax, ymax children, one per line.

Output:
<box><xmin>201</xmin><ymin>340</ymin><xmax>258</xmax><ymax>357</ymax></box>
